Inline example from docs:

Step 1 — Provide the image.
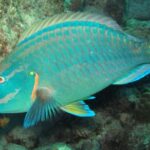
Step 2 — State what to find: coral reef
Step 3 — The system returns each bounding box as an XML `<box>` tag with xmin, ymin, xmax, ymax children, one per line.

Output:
<box><xmin>7</xmin><ymin>127</ymin><xmax>39</xmax><ymax>149</ymax></box>
<box><xmin>124</xmin><ymin>19</ymin><xmax>150</xmax><ymax>39</ymax></box>
<box><xmin>0</xmin><ymin>0</ymin><xmax>64</xmax><ymax>59</ymax></box>
<box><xmin>64</xmin><ymin>0</ymin><xmax>85</xmax><ymax>12</ymax></box>
<box><xmin>85</xmin><ymin>0</ymin><xmax>125</xmax><ymax>23</ymax></box>
<box><xmin>128</xmin><ymin>124</ymin><xmax>150</xmax><ymax>150</ymax></box>
<box><xmin>125</xmin><ymin>0</ymin><xmax>150</xmax><ymax>20</ymax></box>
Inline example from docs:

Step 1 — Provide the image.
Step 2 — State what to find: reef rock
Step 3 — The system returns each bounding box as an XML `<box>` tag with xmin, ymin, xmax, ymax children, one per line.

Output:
<box><xmin>4</xmin><ymin>143</ymin><xmax>27</xmax><ymax>150</ymax></box>
<box><xmin>64</xmin><ymin>0</ymin><xmax>85</xmax><ymax>11</ymax></box>
<box><xmin>125</xmin><ymin>0</ymin><xmax>150</xmax><ymax>20</ymax></box>
<box><xmin>128</xmin><ymin>124</ymin><xmax>150</xmax><ymax>150</ymax></box>
<box><xmin>85</xmin><ymin>0</ymin><xmax>125</xmax><ymax>23</ymax></box>
<box><xmin>7</xmin><ymin>126</ymin><xmax>40</xmax><ymax>149</ymax></box>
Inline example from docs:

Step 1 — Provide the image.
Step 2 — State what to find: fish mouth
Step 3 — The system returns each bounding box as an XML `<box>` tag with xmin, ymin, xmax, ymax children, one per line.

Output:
<box><xmin>0</xmin><ymin>89</ymin><xmax>20</xmax><ymax>104</ymax></box>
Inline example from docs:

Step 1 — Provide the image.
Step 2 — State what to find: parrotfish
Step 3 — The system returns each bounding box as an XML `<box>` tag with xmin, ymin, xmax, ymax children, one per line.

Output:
<box><xmin>0</xmin><ymin>12</ymin><xmax>150</xmax><ymax>128</ymax></box>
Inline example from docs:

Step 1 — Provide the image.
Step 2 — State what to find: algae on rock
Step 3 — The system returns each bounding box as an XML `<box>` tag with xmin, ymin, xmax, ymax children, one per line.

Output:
<box><xmin>0</xmin><ymin>0</ymin><xmax>63</xmax><ymax>57</ymax></box>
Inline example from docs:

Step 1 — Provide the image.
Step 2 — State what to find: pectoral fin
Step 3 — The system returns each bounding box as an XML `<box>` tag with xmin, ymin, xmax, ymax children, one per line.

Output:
<box><xmin>24</xmin><ymin>87</ymin><xmax>60</xmax><ymax>128</ymax></box>
<box><xmin>24</xmin><ymin>97</ymin><xmax>61</xmax><ymax>128</ymax></box>
<box><xmin>114</xmin><ymin>64</ymin><xmax>150</xmax><ymax>85</ymax></box>
<box><xmin>24</xmin><ymin>80</ymin><xmax>95</xmax><ymax>128</ymax></box>
<box><xmin>83</xmin><ymin>96</ymin><xmax>96</xmax><ymax>101</ymax></box>
<box><xmin>61</xmin><ymin>101</ymin><xmax>95</xmax><ymax>117</ymax></box>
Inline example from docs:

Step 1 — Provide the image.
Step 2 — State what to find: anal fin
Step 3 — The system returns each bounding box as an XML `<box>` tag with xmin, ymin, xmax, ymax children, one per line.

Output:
<box><xmin>114</xmin><ymin>64</ymin><xmax>150</xmax><ymax>85</ymax></box>
<box><xmin>61</xmin><ymin>101</ymin><xmax>95</xmax><ymax>117</ymax></box>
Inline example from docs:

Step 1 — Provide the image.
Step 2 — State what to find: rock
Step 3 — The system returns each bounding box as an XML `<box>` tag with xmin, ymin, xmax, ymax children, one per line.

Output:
<box><xmin>33</xmin><ymin>145</ymin><xmax>50</xmax><ymax>150</ymax></box>
<box><xmin>64</xmin><ymin>0</ymin><xmax>85</xmax><ymax>12</ymax></box>
<box><xmin>3</xmin><ymin>143</ymin><xmax>27</xmax><ymax>150</ymax></box>
<box><xmin>128</xmin><ymin>124</ymin><xmax>150</xmax><ymax>150</ymax></box>
<box><xmin>85</xmin><ymin>0</ymin><xmax>108</xmax><ymax>10</ymax></box>
<box><xmin>51</xmin><ymin>143</ymin><xmax>73</xmax><ymax>150</ymax></box>
<box><xmin>85</xmin><ymin>0</ymin><xmax>125</xmax><ymax>23</ymax></box>
<box><xmin>33</xmin><ymin>145</ymin><xmax>51</xmax><ymax>150</ymax></box>
<box><xmin>0</xmin><ymin>145</ymin><xmax>3</xmax><ymax>150</ymax></box>
<box><xmin>0</xmin><ymin>136</ymin><xmax>7</xmax><ymax>146</ymax></box>
<box><xmin>119</xmin><ymin>113</ymin><xmax>134</xmax><ymax>126</ymax></box>
<box><xmin>83</xmin><ymin>5</ymin><xmax>103</xmax><ymax>14</ymax></box>
<box><xmin>34</xmin><ymin>143</ymin><xmax>72</xmax><ymax>150</ymax></box>
<box><xmin>134</xmin><ymin>93</ymin><xmax>150</xmax><ymax>122</ymax></box>
<box><xmin>125</xmin><ymin>19</ymin><xmax>150</xmax><ymax>39</ymax></box>
<box><xmin>80</xmin><ymin>139</ymin><xmax>100</xmax><ymax>150</ymax></box>
<box><xmin>7</xmin><ymin>126</ymin><xmax>39</xmax><ymax>149</ymax></box>
<box><xmin>101</xmin><ymin>128</ymin><xmax>128</xmax><ymax>150</ymax></box>
<box><xmin>104</xmin><ymin>0</ymin><xmax>125</xmax><ymax>24</ymax></box>
<box><xmin>0</xmin><ymin>0</ymin><xmax>63</xmax><ymax>59</ymax></box>
<box><xmin>0</xmin><ymin>29</ymin><xmax>9</xmax><ymax>58</ymax></box>
<box><xmin>117</xmin><ymin>87</ymin><xmax>140</xmax><ymax>103</ymax></box>
<box><xmin>125</xmin><ymin>0</ymin><xmax>150</xmax><ymax>20</ymax></box>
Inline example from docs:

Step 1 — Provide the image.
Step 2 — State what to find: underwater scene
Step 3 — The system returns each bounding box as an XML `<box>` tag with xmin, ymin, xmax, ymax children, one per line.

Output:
<box><xmin>0</xmin><ymin>0</ymin><xmax>150</xmax><ymax>150</ymax></box>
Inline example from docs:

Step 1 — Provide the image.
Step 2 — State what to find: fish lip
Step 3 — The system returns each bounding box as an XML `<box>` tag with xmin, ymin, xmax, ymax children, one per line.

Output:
<box><xmin>0</xmin><ymin>89</ymin><xmax>20</xmax><ymax>104</ymax></box>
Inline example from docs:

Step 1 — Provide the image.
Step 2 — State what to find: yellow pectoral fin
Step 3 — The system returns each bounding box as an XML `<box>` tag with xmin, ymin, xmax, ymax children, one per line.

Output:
<box><xmin>61</xmin><ymin>101</ymin><xmax>95</xmax><ymax>117</ymax></box>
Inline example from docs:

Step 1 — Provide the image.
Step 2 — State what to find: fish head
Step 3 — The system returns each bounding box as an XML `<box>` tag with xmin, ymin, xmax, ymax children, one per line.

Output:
<box><xmin>0</xmin><ymin>62</ymin><xmax>35</xmax><ymax>113</ymax></box>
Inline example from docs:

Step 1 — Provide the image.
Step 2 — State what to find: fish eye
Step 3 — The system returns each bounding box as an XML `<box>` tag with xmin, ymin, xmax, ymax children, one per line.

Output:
<box><xmin>0</xmin><ymin>76</ymin><xmax>5</xmax><ymax>83</ymax></box>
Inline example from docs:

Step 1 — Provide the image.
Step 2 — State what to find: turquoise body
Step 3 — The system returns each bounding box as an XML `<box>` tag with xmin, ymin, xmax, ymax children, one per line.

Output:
<box><xmin>0</xmin><ymin>13</ymin><xmax>149</xmax><ymax>114</ymax></box>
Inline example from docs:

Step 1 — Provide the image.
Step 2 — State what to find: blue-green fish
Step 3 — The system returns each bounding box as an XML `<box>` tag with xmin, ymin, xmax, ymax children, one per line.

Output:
<box><xmin>0</xmin><ymin>13</ymin><xmax>149</xmax><ymax>128</ymax></box>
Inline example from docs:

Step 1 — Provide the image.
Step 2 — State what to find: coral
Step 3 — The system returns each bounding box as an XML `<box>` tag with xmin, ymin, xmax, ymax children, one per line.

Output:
<box><xmin>3</xmin><ymin>143</ymin><xmax>27</xmax><ymax>150</ymax></box>
<box><xmin>128</xmin><ymin>124</ymin><xmax>150</xmax><ymax>150</ymax></box>
<box><xmin>51</xmin><ymin>143</ymin><xmax>73</xmax><ymax>150</ymax></box>
<box><xmin>101</xmin><ymin>128</ymin><xmax>128</xmax><ymax>150</ymax></box>
<box><xmin>85</xmin><ymin>0</ymin><xmax>108</xmax><ymax>10</ymax></box>
<box><xmin>125</xmin><ymin>0</ymin><xmax>150</xmax><ymax>20</ymax></box>
<box><xmin>124</xmin><ymin>19</ymin><xmax>150</xmax><ymax>39</ymax></box>
<box><xmin>64</xmin><ymin>0</ymin><xmax>85</xmax><ymax>12</ymax></box>
<box><xmin>7</xmin><ymin>126</ymin><xmax>40</xmax><ymax>149</ymax></box>
<box><xmin>85</xmin><ymin>0</ymin><xmax>125</xmax><ymax>23</ymax></box>
<box><xmin>0</xmin><ymin>136</ymin><xmax>7</xmax><ymax>148</ymax></box>
<box><xmin>75</xmin><ymin>139</ymin><xmax>100</xmax><ymax>150</ymax></box>
<box><xmin>134</xmin><ymin>84</ymin><xmax>150</xmax><ymax>122</ymax></box>
<box><xmin>104</xmin><ymin>0</ymin><xmax>125</xmax><ymax>24</ymax></box>
<box><xmin>0</xmin><ymin>29</ymin><xmax>9</xmax><ymax>58</ymax></box>
<box><xmin>117</xmin><ymin>87</ymin><xmax>140</xmax><ymax>103</ymax></box>
<box><xmin>34</xmin><ymin>143</ymin><xmax>73</xmax><ymax>150</ymax></box>
<box><xmin>0</xmin><ymin>0</ymin><xmax>64</xmax><ymax>60</ymax></box>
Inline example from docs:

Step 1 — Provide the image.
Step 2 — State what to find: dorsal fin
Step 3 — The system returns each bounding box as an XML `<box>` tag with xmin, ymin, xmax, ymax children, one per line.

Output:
<box><xmin>19</xmin><ymin>12</ymin><xmax>122</xmax><ymax>43</ymax></box>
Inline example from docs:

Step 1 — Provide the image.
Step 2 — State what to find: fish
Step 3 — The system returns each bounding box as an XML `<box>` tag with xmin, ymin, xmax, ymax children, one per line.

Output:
<box><xmin>0</xmin><ymin>117</ymin><xmax>10</xmax><ymax>127</ymax></box>
<box><xmin>0</xmin><ymin>12</ymin><xmax>149</xmax><ymax>128</ymax></box>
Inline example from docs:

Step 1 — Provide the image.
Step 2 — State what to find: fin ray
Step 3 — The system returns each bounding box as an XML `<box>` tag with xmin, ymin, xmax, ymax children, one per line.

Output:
<box><xmin>19</xmin><ymin>12</ymin><xmax>122</xmax><ymax>43</ymax></box>
<box><xmin>61</xmin><ymin>101</ymin><xmax>95</xmax><ymax>117</ymax></box>
<box><xmin>24</xmin><ymin>98</ymin><xmax>60</xmax><ymax>128</ymax></box>
<box><xmin>114</xmin><ymin>64</ymin><xmax>150</xmax><ymax>85</ymax></box>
